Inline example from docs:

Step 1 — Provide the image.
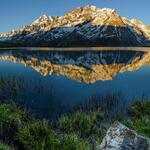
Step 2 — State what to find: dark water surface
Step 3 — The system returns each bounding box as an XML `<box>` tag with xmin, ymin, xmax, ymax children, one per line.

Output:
<box><xmin>0</xmin><ymin>48</ymin><xmax>150</xmax><ymax>120</ymax></box>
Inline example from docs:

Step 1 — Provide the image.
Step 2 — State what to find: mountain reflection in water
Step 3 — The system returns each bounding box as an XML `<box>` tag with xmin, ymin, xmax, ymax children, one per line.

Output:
<box><xmin>0</xmin><ymin>49</ymin><xmax>150</xmax><ymax>120</ymax></box>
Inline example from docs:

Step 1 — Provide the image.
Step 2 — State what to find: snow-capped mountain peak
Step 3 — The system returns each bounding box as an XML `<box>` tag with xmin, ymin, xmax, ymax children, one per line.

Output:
<box><xmin>0</xmin><ymin>5</ymin><xmax>150</xmax><ymax>46</ymax></box>
<box><xmin>32</xmin><ymin>14</ymin><xmax>52</xmax><ymax>24</ymax></box>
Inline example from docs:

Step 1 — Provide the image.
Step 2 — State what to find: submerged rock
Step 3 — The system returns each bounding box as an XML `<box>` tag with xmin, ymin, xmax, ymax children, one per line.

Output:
<box><xmin>99</xmin><ymin>121</ymin><xmax>150</xmax><ymax>150</ymax></box>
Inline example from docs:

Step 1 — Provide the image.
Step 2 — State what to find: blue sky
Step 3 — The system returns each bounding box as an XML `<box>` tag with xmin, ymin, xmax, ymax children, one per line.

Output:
<box><xmin>0</xmin><ymin>0</ymin><xmax>149</xmax><ymax>33</ymax></box>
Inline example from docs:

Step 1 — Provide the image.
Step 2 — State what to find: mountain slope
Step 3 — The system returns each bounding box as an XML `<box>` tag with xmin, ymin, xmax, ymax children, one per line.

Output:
<box><xmin>0</xmin><ymin>5</ymin><xmax>150</xmax><ymax>47</ymax></box>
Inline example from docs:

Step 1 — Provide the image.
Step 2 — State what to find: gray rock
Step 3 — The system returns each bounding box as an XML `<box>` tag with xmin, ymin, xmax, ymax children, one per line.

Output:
<box><xmin>99</xmin><ymin>121</ymin><xmax>150</xmax><ymax>150</ymax></box>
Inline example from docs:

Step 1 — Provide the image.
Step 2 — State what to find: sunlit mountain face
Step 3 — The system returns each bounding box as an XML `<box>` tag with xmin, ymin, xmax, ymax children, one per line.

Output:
<box><xmin>0</xmin><ymin>5</ymin><xmax>150</xmax><ymax>47</ymax></box>
<box><xmin>1</xmin><ymin>48</ymin><xmax>150</xmax><ymax>119</ymax></box>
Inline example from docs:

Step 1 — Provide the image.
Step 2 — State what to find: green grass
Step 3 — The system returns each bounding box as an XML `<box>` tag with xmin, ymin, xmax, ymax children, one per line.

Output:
<box><xmin>60</xmin><ymin>134</ymin><xmax>91</xmax><ymax>150</ymax></box>
<box><xmin>0</xmin><ymin>103</ymin><xmax>107</xmax><ymax>150</ymax></box>
<box><xmin>17</xmin><ymin>121</ymin><xmax>59</xmax><ymax>150</ymax></box>
<box><xmin>59</xmin><ymin>111</ymin><xmax>104</xmax><ymax>137</ymax></box>
<box><xmin>124</xmin><ymin>100</ymin><xmax>150</xmax><ymax>138</ymax></box>
<box><xmin>0</xmin><ymin>103</ymin><xmax>30</xmax><ymax>143</ymax></box>
<box><xmin>0</xmin><ymin>143</ymin><xmax>11</xmax><ymax>150</ymax></box>
<box><xmin>127</xmin><ymin>100</ymin><xmax>150</xmax><ymax>118</ymax></box>
<box><xmin>1</xmin><ymin>100</ymin><xmax>150</xmax><ymax>150</ymax></box>
<box><xmin>0</xmin><ymin>103</ymin><xmax>28</xmax><ymax>125</ymax></box>
<box><xmin>124</xmin><ymin>117</ymin><xmax>150</xmax><ymax>138</ymax></box>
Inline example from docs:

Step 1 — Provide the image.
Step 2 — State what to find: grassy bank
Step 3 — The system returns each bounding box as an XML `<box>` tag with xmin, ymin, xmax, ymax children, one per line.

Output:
<box><xmin>0</xmin><ymin>100</ymin><xmax>150</xmax><ymax>150</ymax></box>
<box><xmin>0</xmin><ymin>103</ymin><xmax>107</xmax><ymax>150</ymax></box>
<box><xmin>124</xmin><ymin>100</ymin><xmax>150</xmax><ymax>138</ymax></box>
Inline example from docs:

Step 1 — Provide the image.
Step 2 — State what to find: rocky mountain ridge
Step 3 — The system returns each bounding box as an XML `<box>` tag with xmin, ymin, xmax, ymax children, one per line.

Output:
<box><xmin>0</xmin><ymin>5</ymin><xmax>150</xmax><ymax>46</ymax></box>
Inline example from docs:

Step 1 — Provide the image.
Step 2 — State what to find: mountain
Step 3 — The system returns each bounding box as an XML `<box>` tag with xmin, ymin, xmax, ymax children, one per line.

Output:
<box><xmin>0</xmin><ymin>5</ymin><xmax>150</xmax><ymax>47</ymax></box>
<box><xmin>0</xmin><ymin>50</ymin><xmax>150</xmax><ymax>83</ymax></box>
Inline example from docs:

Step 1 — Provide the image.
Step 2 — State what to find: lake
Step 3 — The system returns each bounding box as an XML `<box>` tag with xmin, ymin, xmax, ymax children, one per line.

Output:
<box><xmin>0</xmin><ymin>48</ymin><xmax>150</xmax><ymax>120</ymax></box>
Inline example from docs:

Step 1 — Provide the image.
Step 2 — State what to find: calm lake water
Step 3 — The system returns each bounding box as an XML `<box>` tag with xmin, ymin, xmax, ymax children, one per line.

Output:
<box><xmin>0</xmin><ymin>48</ymin><xmax>150</xmax><ymax>120</ymax></box>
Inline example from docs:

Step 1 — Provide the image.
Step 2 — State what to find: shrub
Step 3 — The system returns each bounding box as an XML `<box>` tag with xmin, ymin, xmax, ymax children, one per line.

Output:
<box><xmin>17</xmin><ymin>121</ymin><xmax>59</xmax><ymax>150</ymax></box>
<box><xmin>60</xmin><ymin>133</ymin><xmax>91</xmax><ymax>150</ymax></box>
<box><xmin>128</xmin><ymin>100</ymin><xmax>150</xmax><ymax>118</ymax></box>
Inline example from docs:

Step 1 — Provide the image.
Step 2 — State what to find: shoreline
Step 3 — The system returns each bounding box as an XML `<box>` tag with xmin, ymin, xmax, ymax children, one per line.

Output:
<box><xmin>0</xmin><ymin>46</ymin><xmax>150</xmax><ymax>51</ymax></box>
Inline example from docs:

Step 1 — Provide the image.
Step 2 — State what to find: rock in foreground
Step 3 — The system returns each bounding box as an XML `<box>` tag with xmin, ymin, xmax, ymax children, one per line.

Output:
<box><xmin>99</xmin><ymin>121</ymin><xmax>150</xmax><ymax>150</ymax></box>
